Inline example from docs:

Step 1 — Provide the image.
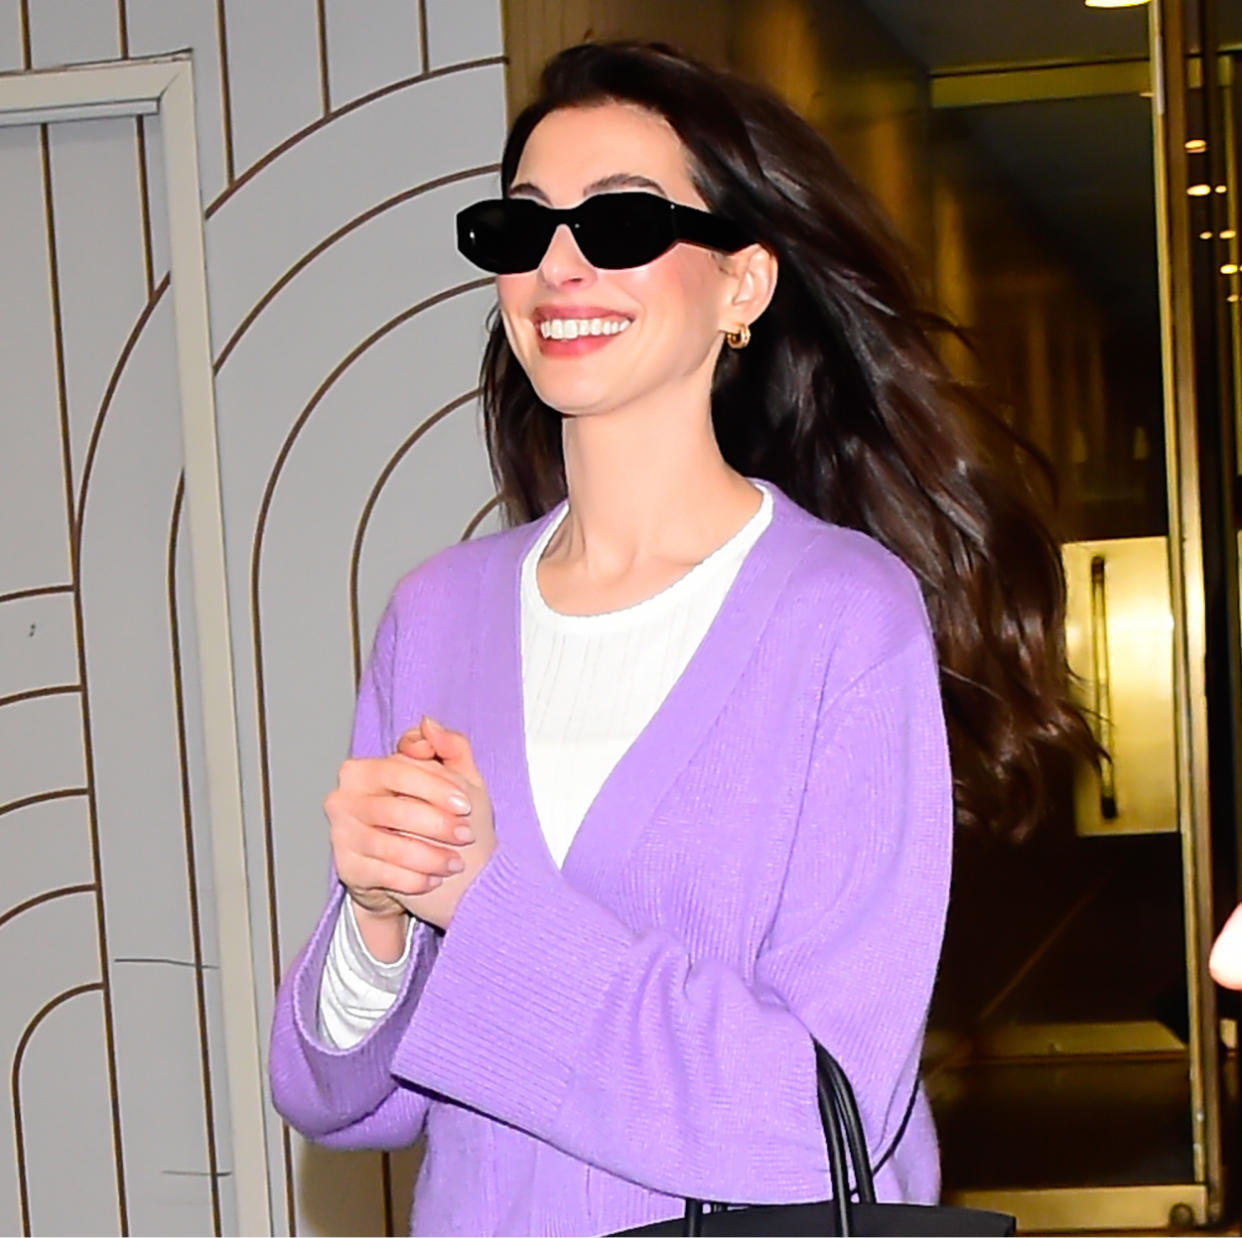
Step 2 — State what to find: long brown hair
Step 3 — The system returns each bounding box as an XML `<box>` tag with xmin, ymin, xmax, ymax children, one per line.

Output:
<box><xmin>481</xmin><ymin>40</ymin><xmax>1097</xmax><ymax>838</ymax></box>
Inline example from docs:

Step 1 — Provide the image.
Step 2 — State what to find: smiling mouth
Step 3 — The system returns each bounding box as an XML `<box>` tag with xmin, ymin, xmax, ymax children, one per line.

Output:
<box><xmin>537</xmin><ymin>317</ymin><xmax>632</xmax><ymax>341</ymax></box>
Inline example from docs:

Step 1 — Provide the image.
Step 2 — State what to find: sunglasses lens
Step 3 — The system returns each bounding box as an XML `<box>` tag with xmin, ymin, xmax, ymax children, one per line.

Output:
<box><xmin>575</xmin><ymin>195</ymin><xmax>672</xmax><ymax>268</ymax></box>
<box><xmin>457</xmin><ymin>194</ymin><xmax>680</xmax><ymax>273</ymax></box>
<box><xmin>457</xmin><ymin>200</ymin><xmax>550</xmax><ymax>274</ymax></box>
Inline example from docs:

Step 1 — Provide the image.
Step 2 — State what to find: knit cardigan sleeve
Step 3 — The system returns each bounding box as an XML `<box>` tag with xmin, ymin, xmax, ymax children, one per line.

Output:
<box><xmin>391</xmin><ymin>616</ymin><xmax>952</xmax><ymax>1204</ymax></box>
<box><xmin>268</xmin><ymin>601</ymin><xmax>441</xmax><ymax>1148</ymax></box>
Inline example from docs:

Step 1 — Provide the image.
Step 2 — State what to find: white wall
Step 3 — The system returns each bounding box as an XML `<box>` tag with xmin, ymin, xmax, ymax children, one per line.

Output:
<box><xmin>0</xmin><ymin>3</ymin><xmax>507</xmax><ymax>1234</ymax></box>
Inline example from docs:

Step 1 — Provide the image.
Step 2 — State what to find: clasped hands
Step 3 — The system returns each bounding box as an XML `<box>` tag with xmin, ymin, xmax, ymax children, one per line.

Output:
<box><xmin>326</xmin><ymin>716</ymin><xmax>496</xmax><ymax>958</ymax></box>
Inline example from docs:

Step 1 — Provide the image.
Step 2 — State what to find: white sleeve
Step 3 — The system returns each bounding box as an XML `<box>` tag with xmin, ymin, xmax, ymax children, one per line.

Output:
<box><xmin>317</xmin><ymin>900</ymin><xmax>415</xmax><ymax>1049</ymax></box>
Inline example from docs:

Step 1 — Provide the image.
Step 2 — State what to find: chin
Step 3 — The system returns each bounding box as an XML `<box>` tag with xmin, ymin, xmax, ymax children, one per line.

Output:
<box><xmin>528</xmin><ymin>374</ymin><xmax>620</xmax><ymax>418</ymax></box>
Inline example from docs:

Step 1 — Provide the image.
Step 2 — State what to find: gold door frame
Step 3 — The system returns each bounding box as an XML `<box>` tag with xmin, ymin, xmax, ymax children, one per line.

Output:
<box><xmin>1149</xmin><ymin>0</ymin><xmax>1223</xmax><ymax>1214</ymax></box>
<box><xmin>942</xmin><ymin>1</ymin><xmax>1225</xmax><ymax>1229</ymax></box>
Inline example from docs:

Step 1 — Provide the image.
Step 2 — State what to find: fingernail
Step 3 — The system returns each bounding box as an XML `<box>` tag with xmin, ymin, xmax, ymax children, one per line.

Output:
<box><xmin>454</xmin><ymin>824</ymin><xmax>475</xmax><ymax>843</ymax></box>
<box><xmin>426</xmin><ymin>876</ymin><xmax>442</xmax><ymax>889</ymax></box>
<box><xmin>448</xmin><ymin>793</ymin><xmax>471</xmax><ymax>815</ymax></box>
<box><xmin>422</xmin><ymin>715</ymin><xmax>441</xmax><ymax>731</ymax></box>
<box><xmin>447</xmin><ymin>856</ymin><xmax>465</xmax><ymax>874</ymax></box>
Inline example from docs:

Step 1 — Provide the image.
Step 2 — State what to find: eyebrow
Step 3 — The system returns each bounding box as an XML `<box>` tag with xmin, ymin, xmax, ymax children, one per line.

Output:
<box><xmin>508</xmin><ymin>172</ymin><xmax>669</xmax><ymax>202</ymax></box>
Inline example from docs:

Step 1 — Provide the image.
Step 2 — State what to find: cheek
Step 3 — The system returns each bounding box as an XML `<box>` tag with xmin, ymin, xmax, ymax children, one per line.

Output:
<box><xmin>496</xmin><ymin>274</ymin><xmax>535</xmax><ymax>333</ymax></box>
<box><xmin>618</xmin><ymin>252</ymin><xmax>722</xmax><ymax>330</ymax></box>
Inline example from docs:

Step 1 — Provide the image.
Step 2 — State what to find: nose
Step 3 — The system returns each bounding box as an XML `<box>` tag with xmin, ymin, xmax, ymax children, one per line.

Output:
<box><xmin>538</xmin><ymin>223</ymin><xmax>596</xmax><ymax>287</ymax></box>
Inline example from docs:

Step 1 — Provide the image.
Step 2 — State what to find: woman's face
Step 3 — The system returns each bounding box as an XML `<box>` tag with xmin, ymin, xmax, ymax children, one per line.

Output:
<box><xmin>496</xmin><ymin>102</ymin><xmax>749</xmax><ymax>419</ymax></box>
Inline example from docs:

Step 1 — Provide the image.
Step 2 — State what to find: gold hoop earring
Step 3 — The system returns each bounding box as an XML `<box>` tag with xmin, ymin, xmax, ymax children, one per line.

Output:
<box><xmin>725</xmin><ymin>323</ymin><xmax>751</xmax><ymax>350</ymax></box>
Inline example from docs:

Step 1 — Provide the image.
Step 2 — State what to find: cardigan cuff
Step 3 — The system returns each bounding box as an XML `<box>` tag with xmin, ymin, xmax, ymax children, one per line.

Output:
<box><xmin>280</xmin><ymin>883</ymin><xmax>439</xmax><ymax>1126</ymax></box>
<box><xmin>391</xmin><ymin>844</ymin><xmax>632</xmax><ymax>1131</ymax></box>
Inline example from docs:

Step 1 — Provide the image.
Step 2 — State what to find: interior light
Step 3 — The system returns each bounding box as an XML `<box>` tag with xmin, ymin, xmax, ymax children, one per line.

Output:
<box><xmin>1221</xmin><ymin>263</ymin><xmax>1238</xmax><ymax>275</ymax></box>
<box><xmin>1230</xmin><ymin>294</ymin><xmax>1240</xmax><ymax>303</ymax></box>
<box><xmin>1224</xmin><ymin>230</ymin><xmax>1238</xmax><ymax>240</ymax></box>
<box><xmin>1084</xmin><ymin>0</ymin><xmax>1149</xmax><ymax>7</ymax></box>
<box><xmin>1202</xmin><ymin>231</ymin><xmax>1215</xmax><ymax>240</ymax></box>
<box><xmin>1189</xmin><ymin>184</ymin><xmax>1213</xmax><ymax>196</ymax></box>
<box><xmin>1218</xmin><ymin>185</ymin><xmax>1230</xmax><ymax>194</ymax></box>
<box><xmin>1187</xmin><ymin>139</ymin><xmax>1208</xmax><ymax>153</ymax></box>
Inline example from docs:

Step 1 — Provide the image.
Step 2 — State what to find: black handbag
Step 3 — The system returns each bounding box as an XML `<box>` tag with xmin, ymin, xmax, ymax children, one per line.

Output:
<box><xmin>613</xmin><ymin>1044</ymin><xmax>1015</xmax><ymax>1236</ymax></box>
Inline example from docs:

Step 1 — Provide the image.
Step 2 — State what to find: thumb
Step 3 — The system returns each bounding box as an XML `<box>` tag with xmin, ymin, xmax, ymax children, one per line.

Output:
<box><xmin>421</xmin><ymin>716</ymin><xmax>482</xmax><ymax>785</ymax></box>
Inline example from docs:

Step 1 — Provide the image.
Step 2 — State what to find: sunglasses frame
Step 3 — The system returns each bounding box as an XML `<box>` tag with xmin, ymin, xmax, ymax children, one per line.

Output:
<box><xmin>456</xmin><ymin>191</ymin><xmax>755</xmax><ymax>274</ymax></box>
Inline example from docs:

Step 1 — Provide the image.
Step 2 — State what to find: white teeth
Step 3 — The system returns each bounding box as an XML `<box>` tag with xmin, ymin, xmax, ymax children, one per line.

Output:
<box><xmin>538</xmin><ymin>317</ymin><xmax>630</xmax><ymax>340</ymax></box>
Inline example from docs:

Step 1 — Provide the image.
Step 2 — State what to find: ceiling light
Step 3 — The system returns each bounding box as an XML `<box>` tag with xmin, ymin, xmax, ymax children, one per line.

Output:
<box><xmin>1085</xmin><ymin>0</ymin><xmax>1149</xmax><ymax>7</ymax></box>
<box><xmin>1187</xmin><ymin>139</ymin><xmax>1208</xmax><ymax>153</ymax></box>
<box><xmin>1202</xmin><ymin>231</ymin><xmax>1215</xmax><ymax>239</ymax></box>
<box><xmin>1230</xmin><ymin>294</ymin><xmax>1240</xmax><ymax>303</ymax></box>
<box><xmin>1221</xmin><ymin>263</ymin><xmax>1238</xmax><ymax>275</ymax></box>
<box><xmin>1189</xmin><ymin>184</ymin><xmax>1212</xmax><ymax>196</ymax></box>
<box><xmin>1223</xmin><ymin>230</ymin><xmax>1237</xmax><ymax>240</ymax></box>
<box><xmin>1218</xmin><ymin>185</ymin><xmax>1229</xmax><ymax>194</ymax></box>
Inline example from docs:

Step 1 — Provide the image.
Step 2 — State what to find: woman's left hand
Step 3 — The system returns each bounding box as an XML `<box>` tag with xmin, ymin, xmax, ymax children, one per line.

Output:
<box><xmin>392</xmin><ymin>716</ymin><xmax>496</xmax><ymax>930</ymax></box>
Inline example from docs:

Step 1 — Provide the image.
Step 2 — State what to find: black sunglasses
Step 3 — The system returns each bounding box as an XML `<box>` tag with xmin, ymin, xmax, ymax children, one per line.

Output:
<box><xmin>456</xmin><ymin>191</ymin><xmax>754</xmax><ymax>274</ymax></box>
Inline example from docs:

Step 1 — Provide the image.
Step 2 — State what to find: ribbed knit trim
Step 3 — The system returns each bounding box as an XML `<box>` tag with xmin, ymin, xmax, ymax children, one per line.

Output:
<box><xmin>391</xmin><ymin>845</ymin><xmax>632</xmax><ymax>1132</ymax></box>
<box><xmin>276</xmin><ymin>884</ymin><xmax>437</xmax><ymax>1133</ymax></box>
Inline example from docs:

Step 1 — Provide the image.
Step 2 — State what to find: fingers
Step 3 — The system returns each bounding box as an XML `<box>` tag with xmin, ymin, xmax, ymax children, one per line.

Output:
<box><xmin>330</xmin><ymin>813</ymin><xmax>467</xmax><ymax>890</ymax></box>
<box><xmin>369</xmin><ymin>791</ymin><xmax>476</xmax><ymax>845</ymax></box>
<box><xmin>419</xmin><ymin>716</ymin><xmax>482</xmax><ymax>785</ymax></box>
<box><xmin>336</xmin><ymin>755</ymin><xmax>472</xmax><ymax>819</ymax></box>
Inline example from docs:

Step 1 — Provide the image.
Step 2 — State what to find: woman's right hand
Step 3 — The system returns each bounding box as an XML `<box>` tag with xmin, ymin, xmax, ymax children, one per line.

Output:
<box><xmin>325</xmin><ymin>753</ymin><xmax>475</xmax><ymax>958</ymax></box>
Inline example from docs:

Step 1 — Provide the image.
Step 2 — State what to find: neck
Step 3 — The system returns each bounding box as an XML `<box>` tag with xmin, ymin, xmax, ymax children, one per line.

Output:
<box><xmin>548</xmin><ymin>383</ymin><xmax>760</xmax><ymax>576</ymax></box>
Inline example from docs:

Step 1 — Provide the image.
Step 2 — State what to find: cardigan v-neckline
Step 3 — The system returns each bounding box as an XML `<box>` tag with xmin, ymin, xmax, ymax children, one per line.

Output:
<box><xmin>469</xmin><ymin>484</ymin><xmax>820</xmax><ymax>885</ymax></box>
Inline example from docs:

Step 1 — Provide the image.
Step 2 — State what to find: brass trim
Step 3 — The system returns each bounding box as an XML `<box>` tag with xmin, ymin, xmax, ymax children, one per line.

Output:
<box><xmin>0</xmin><ymin>788</ymin><xmax>88</xmax><ymax>820</ymax></box>
<box><xmin>214</xmin><ymin>0</ymin><xmax>234</xmax><ymax>184</ymax></box>
<box><xmin>167</xmin><ymin>477</ymin><xmax>222</xmax><ymax>1235</ymax></box>
<box><xmin>932</xmin><ymin>60</ymin><xmax>1150</xmax><ymax>109</ymax></box>
<box><xmin>462</xmin><ymin>494</ymin><xmax>503</xmax><ymax>541</ymax></box>
<box><xmin>315</xmin><ymin>0</ymin><xmax>329</xmax><ymax>115</ymax></box>
<box><xmin>0</xmin><ymin>585</ymin><xmax>73</xmax><ymax>607</ymax></box>
<box><xmin>348</xmin><ymin>388</ymin><xmax>482</xmax><ymax>685</ymax></box>
<box><xmin>0</xmin><ymin>685</ymin><xmax>80</xmax><ymax>711</ymax></box>
<box><xmin>204</xmin><ymin>56</ymin><xmax>505</xmax><ymax>218</ymax></box>
<box><xmin>931</xmin><ymin>54</ymin><xmax>1224</xmax><ymax>109</ymax></box>
<box><xmin>214</xmin><ymin>164</ymin><xmax>498</xmax><ymax>371</ymax></box>
<box><xmin>0</xmin><ymin>883</ymin><xmax>96</xmax><ymax>934</ymax></box>
<box><xmin>12</xmin><ymin>983</ymin><xmax>105</xmax><ymax>1237</ymax></box>
<box><xmin>970</xmin><ymin>1019</ymin><xmax>1186</xmax><ymax>1060</ymax></box>
<box><xmin>946</xmin><ymin>1184</ymin><xmax>1207</xmax><ymax>1231</ymax></box>
<box><xmin>1150</xmin><ymin>0</ymin><xmax>1223</xmax><ymax>1216</ymax></box>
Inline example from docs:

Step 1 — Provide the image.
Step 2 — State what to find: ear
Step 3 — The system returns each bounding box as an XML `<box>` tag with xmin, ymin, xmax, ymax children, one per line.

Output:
<box><xmin>720</xmin><ymin>243</ymin><xmax>778</xmax><ymax>333</ymax></box>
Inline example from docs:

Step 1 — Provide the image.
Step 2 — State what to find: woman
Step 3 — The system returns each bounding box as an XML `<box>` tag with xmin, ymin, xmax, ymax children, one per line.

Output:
<box><xmin>269</xmin><ymin>41</ymin><xmax>1093</xmax><ymax>1236</ymax></box>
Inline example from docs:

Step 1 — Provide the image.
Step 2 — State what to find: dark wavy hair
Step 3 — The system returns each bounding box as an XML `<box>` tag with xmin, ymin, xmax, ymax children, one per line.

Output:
<box><xmin>480</xmin><ymin>40</ymin><xmax>1098</xmax><ymax>838</ymax></box>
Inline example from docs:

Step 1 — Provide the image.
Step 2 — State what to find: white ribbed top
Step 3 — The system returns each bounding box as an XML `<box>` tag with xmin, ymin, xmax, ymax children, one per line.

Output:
<box><xmin>521</xmin><ymin>482</ymin><xmax>774</xmax><ymax>865</ymax></box>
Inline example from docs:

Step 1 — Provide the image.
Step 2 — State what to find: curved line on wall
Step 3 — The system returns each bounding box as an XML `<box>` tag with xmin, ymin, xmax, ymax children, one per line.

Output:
<box><xmin>204</xmin><ymin>55</ymin><xmax>506</xmax><ymax>218</ymax></box>
<box><xmin>250</xmin><ymin>276</ymin><xmax>491</xmax><ymax>976</ymax></box>
<box><xmin>0</xmin><ymin>788</ymin><xmax>88</xmax><ymax>820</ymax></box>
<box><xmin>0</xmin><ymin>585</ymin><xmax>74</xmax><ymax>608</ymax></box>
<box><xmin>12</xmin><ymin>982</ymin><xmax>104</xmax><ymax>1237</ymax></box>
<box><xmin>347</xmin><ymin>388</ymin><xmax>482</xmax><ymax>685</ymax></box>
<box><xmin>214</xmin><ymin>164</ymin><xmax>498</xmax><ymax>371</ymax></box>
<box><xmin>167</xmin><ymin>475</ymin><xmax>223</xmax><ymax>1235</ymax></box>
<box><xmin>73</xmin><ymin>275</ymin><xmax>171</xmax><ymax>535</ymax></box>
<box><xmin>248</xmin><ymin>278</ymin><xmax>486</xmax><ymax>1229</ymax></box>
<box><xmin>0</xmin><ymin>883</ymin><xmax>96</xmax><ymax>935</ymax></box>
<box><xmin>461</xmin><ymin>494</ymin><xmax>503</xmax><ymax>542</ymax></box>
<box><xmin>0</xmin><ymin>685</ymin><xmax>80</xmax><ymax>711</ymax></box>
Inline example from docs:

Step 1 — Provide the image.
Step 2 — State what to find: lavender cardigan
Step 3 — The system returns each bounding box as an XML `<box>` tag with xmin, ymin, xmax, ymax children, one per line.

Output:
<box><xmin>269</xmin><ymin>484</ymin><xmax>953</xmax><ymax>1236</ymax></box>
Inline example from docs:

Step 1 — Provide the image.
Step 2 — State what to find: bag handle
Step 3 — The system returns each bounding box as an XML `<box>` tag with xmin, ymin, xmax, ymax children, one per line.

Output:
<box><xmin>681</xmin><ymin>1043</ymin><xmax>860</xmax><ymax>1236</ymax></box>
